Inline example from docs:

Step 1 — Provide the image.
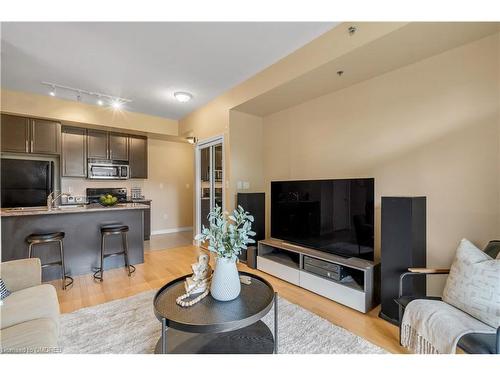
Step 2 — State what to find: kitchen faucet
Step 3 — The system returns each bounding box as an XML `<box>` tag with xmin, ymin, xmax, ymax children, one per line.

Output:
<box><xmin>47</xmin><ymin>191</ymin><xmax>70</xmax><ymax>210</ymax></box>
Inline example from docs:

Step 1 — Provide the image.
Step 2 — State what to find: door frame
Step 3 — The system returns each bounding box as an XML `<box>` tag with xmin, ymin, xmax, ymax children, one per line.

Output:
<box><xmin>194</xmin><ymin>134</ymin><xmax>225</xmax><ymax>244</ymax></box>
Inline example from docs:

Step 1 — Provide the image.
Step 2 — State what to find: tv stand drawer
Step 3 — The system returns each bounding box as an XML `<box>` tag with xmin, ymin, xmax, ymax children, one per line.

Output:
<box><xmin>257</xmin><ymin>256</ymin><xmax>300</xmax><ymax>286</ymax></box>
<box><xmin>300</xmin><ymin>270</ymin><xmax>366</xmax><ymax>312</ymax></box>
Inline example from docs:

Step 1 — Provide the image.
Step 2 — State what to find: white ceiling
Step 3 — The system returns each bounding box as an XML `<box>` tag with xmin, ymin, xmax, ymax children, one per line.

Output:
<box><xmin>1</xmin><ymin>22</ymin><xmax>337</xmax><ymax>120</ymax></box>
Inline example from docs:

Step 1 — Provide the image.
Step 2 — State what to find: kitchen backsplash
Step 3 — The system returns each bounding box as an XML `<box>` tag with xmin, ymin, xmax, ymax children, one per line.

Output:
<box><xmin>61</xmin><ymin>178</ymin><xmax>146</xmax><ymax>197</ymax></box>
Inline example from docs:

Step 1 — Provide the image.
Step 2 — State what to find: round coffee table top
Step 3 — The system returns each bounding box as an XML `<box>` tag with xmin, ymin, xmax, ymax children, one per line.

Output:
<box><xmin>153</xmin><ymin>271</ymin><xmax>275</xmax><ymax>334</ymax></box>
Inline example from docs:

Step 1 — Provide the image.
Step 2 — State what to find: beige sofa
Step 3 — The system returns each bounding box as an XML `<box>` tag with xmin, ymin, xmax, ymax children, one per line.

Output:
<box><xmin>0</xmin><ymin>258</ymin><xmax>60</xmax><ymax>353</ymax></box>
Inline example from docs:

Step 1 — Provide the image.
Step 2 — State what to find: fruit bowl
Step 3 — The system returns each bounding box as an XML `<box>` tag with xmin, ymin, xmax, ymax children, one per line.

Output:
<box><xmin>99</xmin><ymin>194</ymin><xmax>119</xmax><ymax>207</ymax></box>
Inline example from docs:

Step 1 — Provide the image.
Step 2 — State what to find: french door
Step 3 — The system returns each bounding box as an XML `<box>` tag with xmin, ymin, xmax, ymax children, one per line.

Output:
<box><xmin>195</xmin><ymin>136</ymin><xmax>224</xmax><ymax>240</ymax></box>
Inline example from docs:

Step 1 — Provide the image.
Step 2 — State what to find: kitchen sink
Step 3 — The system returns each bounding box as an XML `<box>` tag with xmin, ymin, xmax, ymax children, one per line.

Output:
<box><xmin>54</xmin><ymin>205</ymin><xmax>85</xmax><ymax>209</ymax></box>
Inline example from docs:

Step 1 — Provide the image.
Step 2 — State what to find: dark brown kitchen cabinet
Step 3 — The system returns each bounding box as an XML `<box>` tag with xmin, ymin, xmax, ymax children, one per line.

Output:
<box><xmin>109</xmin><ymin>133</ymin><xmax>128</xmax><ymax>161</ymax></box>
<box><xmin>1</xmin><ymin>114</ymin><xmax>60</xmax><ymax>155</ymax></box>
<box><xmin>87</xmin><ymin>129</ymin><xmax>108</xmax><ymax>159</ymax></box>
<box><xmin>30</xmin><ymin>119</ymin><xmax>61</xmax><ymax>154</ymax></box>
<box><xmin>1</xmin><ymin>114</ymin><xmax>30</xmax><ymax>153</ymax></box>
<box><xmin>61</xmin><ymin>126</ymin><xmax>87</xmax><ymax>177</ymax></box>
<box><xmin>128</xmin><ymin>135</ymin><xmax>148</xmax><ymax>178</ymax></box>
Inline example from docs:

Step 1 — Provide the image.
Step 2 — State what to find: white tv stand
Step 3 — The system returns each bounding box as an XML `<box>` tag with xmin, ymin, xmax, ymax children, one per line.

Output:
<box><xmin>257</xmin><ymin>238</ymin><xmax>380</xmax><ymax>313</ymax></box>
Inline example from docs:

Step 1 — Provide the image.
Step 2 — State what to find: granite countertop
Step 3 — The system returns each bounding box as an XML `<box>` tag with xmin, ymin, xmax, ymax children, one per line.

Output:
<box><xmin>1</xmin><ymin>203</ymin><xmax>150</xmax><ymax>217</ymax></box>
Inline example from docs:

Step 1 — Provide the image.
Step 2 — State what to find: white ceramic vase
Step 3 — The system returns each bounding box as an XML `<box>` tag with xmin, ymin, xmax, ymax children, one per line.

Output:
<box><xmin>210</xmin><ymin>257</ymin><xmax>241</xmax><ymax>301</ymax></box>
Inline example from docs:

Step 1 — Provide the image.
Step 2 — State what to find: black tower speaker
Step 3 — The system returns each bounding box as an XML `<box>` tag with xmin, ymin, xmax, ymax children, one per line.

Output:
<box><xmin>237</xmin><ymin>192</ymin><xmax>265</xmax><ymax>266</ymax></box>
<box><xmin>379</xmin><ymin>196</ymin><xmax>426</xmax><ymax>325</ymax></box>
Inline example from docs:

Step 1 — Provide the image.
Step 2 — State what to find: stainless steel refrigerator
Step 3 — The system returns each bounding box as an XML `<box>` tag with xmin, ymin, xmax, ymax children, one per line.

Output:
<box><xmin>1</xmin><ymin>158</ymin><xmax>54</xmax><ymax>208</ymax></box>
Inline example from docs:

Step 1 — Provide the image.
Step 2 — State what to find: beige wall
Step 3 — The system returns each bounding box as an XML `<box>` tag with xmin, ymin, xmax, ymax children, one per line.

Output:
<box><xmin>262</xmin><ymin>34</ymin><xmax>500</xmax><ymax>294</ymax></box>
<box><xmin>61</xmin><ymin>138</ymin><xmax>194</xmax><ymax>233</ymax></box>
<box><xmin>1</xmin><ymin>89</ymin><xmax>178</xmax><ymax>136</ymax></box>
<box><xmin>228</xmin><ymin>110</ymin><xmax>265</xmax><ymax>211</ymax></box>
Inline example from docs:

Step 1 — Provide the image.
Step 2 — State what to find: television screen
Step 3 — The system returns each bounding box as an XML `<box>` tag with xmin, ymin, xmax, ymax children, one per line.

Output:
<box><xmin>271</xmin><ymin>178</ymin><xmax>374</xmax><ymax>261</ymax></box>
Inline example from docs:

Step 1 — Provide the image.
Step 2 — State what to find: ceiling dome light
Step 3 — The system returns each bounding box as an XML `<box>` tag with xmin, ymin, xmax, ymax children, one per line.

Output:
<box><xmin>97</xmin><ymin>99</ymin><xmax>104</xmax><ymax>106</ymax></box>
<box><xmin>49</xmin><ymin>85</ymin><xmax>56</xmax><ymax>96</ymax></box>
<box><xmin>111</xmin><ymin>100</ymin><xmax>123</xmax><ymax>109</ymax></box>
<box><xmin>174</xmin><ymin>92</ymin><xmax>193</xmax><ymax>103</ymax></box>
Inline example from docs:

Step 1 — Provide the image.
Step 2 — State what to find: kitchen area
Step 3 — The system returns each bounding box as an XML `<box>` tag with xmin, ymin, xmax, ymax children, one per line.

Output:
<box><xmin>0</xmin><ymin>113</ymin><xmax>153</xmax><ymax>282</ymax></box>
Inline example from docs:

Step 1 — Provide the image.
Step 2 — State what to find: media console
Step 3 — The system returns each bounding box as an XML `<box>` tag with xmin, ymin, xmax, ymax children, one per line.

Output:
<box><xmin>257</xmin><ymin>238</ymin><xmax>380</xmax><ymax>313</ymax></box>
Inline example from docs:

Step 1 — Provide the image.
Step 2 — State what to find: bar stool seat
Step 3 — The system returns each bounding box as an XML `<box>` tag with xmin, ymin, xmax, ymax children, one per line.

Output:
<box><xmin>100</xmin><ymin>225</ymin><xmax>129</xmax><ymax>233</ymax></box>
<box><xmin>27</xmin><ymin>232</ymin><xmax>65</xmax><ymax>242</ymax></box>
<box><xmin>93</xmin><ymin>223</ymin><xmax>135</xmax><ymax>281</ymax></box>
<box><xmin>27</xmin><ymin>231</ymin><xmax>73</xmax><ymax>290</ymax></box>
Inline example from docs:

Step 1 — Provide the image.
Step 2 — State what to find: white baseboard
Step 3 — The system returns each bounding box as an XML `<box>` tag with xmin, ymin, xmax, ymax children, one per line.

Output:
<box><xmin>151</xmin><ymin>227</ymin><xmax>193</xmax><ymax>236</ymax></box>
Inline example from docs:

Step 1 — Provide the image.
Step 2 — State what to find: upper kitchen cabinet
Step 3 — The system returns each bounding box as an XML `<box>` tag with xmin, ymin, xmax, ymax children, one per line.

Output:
<box><xmin>87</xmin><ymin>130</ymin><xmax>128</xmax><ymax>160</ymax></box>
<box><xmin>1</xmin><ymin>114</ymin><xmax>30</xmax><ymax>153</ymax></box>
<box><xmin>109</xmin><ymin>133</ymin><xmax>128</xmax><ymax>161</ymax></box>
<box><xmin>61</xmin><ymin>126</ymin><xmax>87</xmax><ymax>177</ymax></box>
<box><xmin>87</xmin><ymin>129</ymin><xmax>108</xmax><ymax>159</ymax></box>
<box><xmin>1</xmin><ymin>114</ymin><xmax>61</xmax><ymax>155</ymax></box>
<box><xmin>128</xmin><ymin>135</ymin><xmax>148</xmax><ymax>178</ymax></box>
<box><xmin>30</xmin><ymin>119</ymin><xmax>61</xmax><ymax>154</ymax></box>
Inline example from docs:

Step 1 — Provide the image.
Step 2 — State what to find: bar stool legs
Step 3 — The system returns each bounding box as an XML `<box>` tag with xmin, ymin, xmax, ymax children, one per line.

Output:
<box><xmin>94</xmin><ymin>225</ymin><xmax>135</xmax><ymax>282</ymax></box>
<box><xmin>26</xmin><ymin>232</ymin><xmax>73</xmax><ymax>290</ymax></box>
<box><xmin>94</xmin><ymin>234</ymin><xmax>106</xmax><ymax>281</ymax></box>
<box><xmin>58</xmin><ymin>239</ymin><xmax>73</xmax><ymax>290</ymax></box>
<box><xmin>122</xmin><ymin>231</ymin><xmax>135</xmax><ymax>277</ymax></box>
<box><xmin>28</xmin><ymin>242</ymin><xmax>34</xmax><ymax>259</ymax></box>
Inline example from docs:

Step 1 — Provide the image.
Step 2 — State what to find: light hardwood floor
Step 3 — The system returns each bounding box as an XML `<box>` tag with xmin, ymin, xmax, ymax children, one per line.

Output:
<box><xmin>48</xmin><ymin>245</ymin><xmax>407</xmax><ymax>354</ymax></box>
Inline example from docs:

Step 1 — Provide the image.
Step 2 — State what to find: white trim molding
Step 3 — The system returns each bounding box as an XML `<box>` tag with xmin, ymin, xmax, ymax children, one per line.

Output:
<box><xmin>151</xmin><ymin>227</ymin><xmax>193</xmax><ymax>236</ymax></box>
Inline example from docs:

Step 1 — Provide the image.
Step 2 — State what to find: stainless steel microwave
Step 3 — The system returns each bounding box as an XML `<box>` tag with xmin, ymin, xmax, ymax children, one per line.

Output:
<box><xmin>87</xmin><ymin>160</ymin><xmax>129</xmax><ymax>180</ymax></box>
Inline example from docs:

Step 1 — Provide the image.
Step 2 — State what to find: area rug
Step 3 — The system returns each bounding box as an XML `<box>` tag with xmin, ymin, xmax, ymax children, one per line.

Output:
<box><xmin>59</xmin><ymin>290</ymin><xmax>387</xmax><ymax>354</ymax></box>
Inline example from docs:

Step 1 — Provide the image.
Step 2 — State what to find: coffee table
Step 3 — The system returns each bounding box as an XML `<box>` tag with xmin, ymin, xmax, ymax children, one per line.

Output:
<box><xmin>153</xmin><ymin>271</ymin><xmax>278</xmax><ymax>354</ymax></box>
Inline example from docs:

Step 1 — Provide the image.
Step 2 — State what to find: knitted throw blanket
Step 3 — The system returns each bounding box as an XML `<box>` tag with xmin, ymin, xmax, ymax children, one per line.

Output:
<box><xmin>401</xmin><ymin>299</ymin><xmax>495</xmax><ymax>354</ymax></box>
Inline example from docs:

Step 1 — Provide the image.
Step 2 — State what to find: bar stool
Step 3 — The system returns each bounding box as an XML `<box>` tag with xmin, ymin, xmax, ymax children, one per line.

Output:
<box><xmin>27</xmin><ymin>232</ymin><xmax>73</xmax><ymax>290</ymax></box>
<box><xmin>93</xmin><ymin>224</ymin><xmax>136</xmax><ymax>281</ymax></box>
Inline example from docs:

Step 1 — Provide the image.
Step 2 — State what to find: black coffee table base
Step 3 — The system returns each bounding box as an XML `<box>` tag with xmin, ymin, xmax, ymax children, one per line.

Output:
<box><xmin>154</xmin><ymin>320</ymin><xmax>274</xmax><ymax>354</ymax></box>
<box><xmin>154</xmin><ymin>273</ymin><xmax>278</xmax><ymax>354</ymax></box>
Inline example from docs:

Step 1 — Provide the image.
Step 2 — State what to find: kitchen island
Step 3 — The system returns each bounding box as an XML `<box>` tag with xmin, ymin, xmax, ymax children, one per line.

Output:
<box><xmin>1</xmin><ymin>203</ymin><xmax>147</xmax><ymax>282</ymax></box>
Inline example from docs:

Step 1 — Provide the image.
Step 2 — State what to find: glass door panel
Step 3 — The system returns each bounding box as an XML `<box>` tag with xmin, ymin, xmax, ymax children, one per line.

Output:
<box><xmin>197</xmin><ymin>139</ymin><xmax>224</xmax><ymax>238</ymax></box>
<box><xmin>214</xmin><ymin>144</ymin><xmax>223</xmax><ymax>209</ymax></box>
<box><xmin>200</xmin><ymin>146</ymin><xmax>211</xmax><ymax>229</ymax></box>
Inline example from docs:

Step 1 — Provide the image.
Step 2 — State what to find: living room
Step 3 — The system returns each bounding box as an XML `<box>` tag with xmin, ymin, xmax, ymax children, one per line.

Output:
<box><xmin>1</xmin><ymin>1</ymin><xmax>499</xmax><ymax>373</ymax></box>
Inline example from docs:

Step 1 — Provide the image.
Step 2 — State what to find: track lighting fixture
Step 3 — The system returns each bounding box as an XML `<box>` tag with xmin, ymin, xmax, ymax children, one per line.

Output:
<box><xmin>41</xmin><ymin>82</ymin><xmax>131</xmax><ymax>110</ymax></box>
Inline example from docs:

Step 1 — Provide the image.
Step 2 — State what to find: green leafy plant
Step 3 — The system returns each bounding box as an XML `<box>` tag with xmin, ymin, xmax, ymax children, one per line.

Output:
<box><xmin>195</xmin><ymin>205</ymin><xmax>256</xmax><ymax>260</ymax></box>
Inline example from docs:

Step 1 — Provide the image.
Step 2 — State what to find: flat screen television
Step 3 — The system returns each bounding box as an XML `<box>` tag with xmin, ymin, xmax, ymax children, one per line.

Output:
<box><xmin>271</xmin><ymin>178</ymin><xmax>374</xmax><ymax>261</ymax></box>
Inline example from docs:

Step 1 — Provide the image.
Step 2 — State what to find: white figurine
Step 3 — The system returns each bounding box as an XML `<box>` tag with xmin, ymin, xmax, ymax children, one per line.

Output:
<box><xmin>184</xmin><ymin>253</ymin><xmax>211</xmax><ymax>294</ymax></box>
<box><xmin>176</xmin><ymin>254</ymin><xmax>213</xmax><ymax>307</ymax></box>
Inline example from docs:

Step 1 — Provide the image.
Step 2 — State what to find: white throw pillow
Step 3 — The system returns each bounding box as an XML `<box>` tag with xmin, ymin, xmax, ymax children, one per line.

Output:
<box><xmin>442</xmin><ymin>239</ymin><xmax>500</xmax><ymax>328</ymax></box>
